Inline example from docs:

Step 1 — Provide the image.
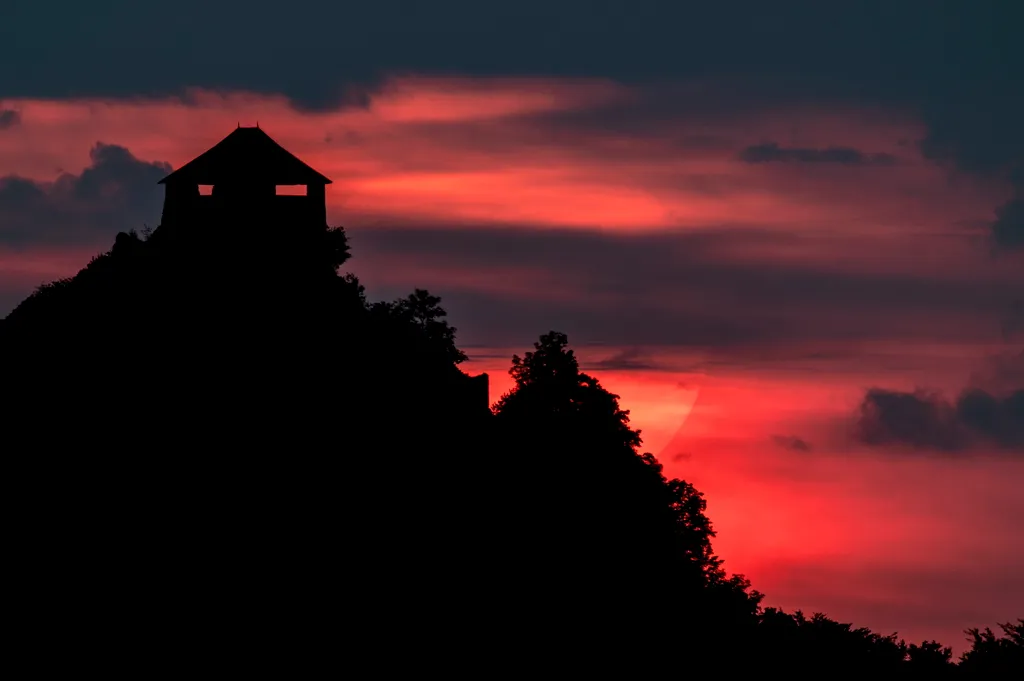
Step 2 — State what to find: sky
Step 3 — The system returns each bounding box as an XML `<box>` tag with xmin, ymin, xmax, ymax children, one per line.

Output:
<box><xmin>3</xmin><ymin>0</ymin><xmax>1023</xmax><ymax>653</ymax></box>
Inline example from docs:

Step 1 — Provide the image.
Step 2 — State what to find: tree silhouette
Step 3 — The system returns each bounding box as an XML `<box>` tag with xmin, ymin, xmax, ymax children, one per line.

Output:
<box><xmin>907</xmin><ymin>640</ymin><xmax>957</xmax><ymax>676</ymax></box>
<box><xmin>0</xmin><ymin>219</ymin><xmax>1019</xmax><ymax>674</ymax></box>
<box><xmin>369</xmin><ymin>288</ymin><xmax>468</xmax><ymax>366</ymax></box>
<box><xmin>490</xmin><ymin>331</ymin><xmax>762</xmax><ymax>668</ymax></box>
<box><xmin>960</xmin><ymin>619</ymin><xmax>1024</xmax><ymax>675</ymax></box>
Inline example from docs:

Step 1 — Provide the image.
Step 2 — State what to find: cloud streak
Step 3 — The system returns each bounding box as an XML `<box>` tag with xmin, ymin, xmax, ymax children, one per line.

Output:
<box><xmin>0</xmin><ymin>82</ymin><xmax>1002</xmax><ymax>239</ymax></box>
<box><xmin>0</xmin><ymin>80</ymin><xmax>1008</xmax><ymax>342</ymax></box>
<box><xmin>346</xmin><ymin>223</ymin><xmax>1019</xmax><ymax>349</ymax></box>
<box><xmin>739</xmin><ymin>142</ymin><xmax>896</xmax><ymax>166</ymax></box>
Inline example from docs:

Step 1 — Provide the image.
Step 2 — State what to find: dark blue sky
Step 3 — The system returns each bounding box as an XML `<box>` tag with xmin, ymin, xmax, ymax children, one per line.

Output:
<box><xmin>2</xmin><ymin>0</ymin><xmax>1021</xmax><ymax>180</ymax></box>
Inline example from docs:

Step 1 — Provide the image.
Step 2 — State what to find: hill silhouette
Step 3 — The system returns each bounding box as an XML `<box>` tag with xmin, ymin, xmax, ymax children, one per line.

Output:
<box><xmin>1</xmin><ymin>213</ymin><xmax>496</xmax><ymax>669</ymax></box>
<box><xmin>2</xmin><ymin>218</ymin><xmax>1020</xmax><ymax>674</ymax></box>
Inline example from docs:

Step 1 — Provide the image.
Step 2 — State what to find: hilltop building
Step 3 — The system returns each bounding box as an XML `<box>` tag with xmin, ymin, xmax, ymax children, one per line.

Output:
<box><xmin>158</xmin><ymin>125</ymin><xmax>331</xmax><ymax>229</ymax></box>
<box><xmin>156</xmin><ymin>126</ymin><xmax>490</xmax><ymax>411</ymax></box>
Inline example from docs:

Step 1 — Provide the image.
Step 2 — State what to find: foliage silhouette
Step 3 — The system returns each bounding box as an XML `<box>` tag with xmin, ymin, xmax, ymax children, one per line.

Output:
<box><xmin>491</xmin><ymin>331</ymin><xmax>758</xmax><ymax>665</ymax></box>
<box><xmin>0</xmin><ymin>216</ymin><xmax>488</xmax><ymax>670</ymax></box>
<box><xmin>1</xmin><ymin>218</ymin><xmax>1019</xmax><ymax>674</ymax></box>
<box><xmin>960</xmin><ymin>620</ymin><xmax>1024</xmax><ymax>675</ymax></box>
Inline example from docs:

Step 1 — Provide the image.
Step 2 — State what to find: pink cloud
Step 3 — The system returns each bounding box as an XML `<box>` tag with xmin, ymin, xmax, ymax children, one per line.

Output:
<box><xmin>0</xmin><ymin>78</ymin><xmax>1007</xmax><ymax>239</ymax></box>
<box><xmin>363</xmin><ymin>77</ymin><xmax>630</xmax><ymax>123</ymax></box>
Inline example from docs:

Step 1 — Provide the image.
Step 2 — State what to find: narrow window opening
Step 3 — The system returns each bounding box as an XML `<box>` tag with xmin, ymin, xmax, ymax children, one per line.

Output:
<box><xmin>198</xmin><ymin>185</ymin><xmax>214</xmax><ymax>195</ymax></box>
<box><xmin>276</xmin><ymin>185</ymin><xmax>307</xmax><ymax>196</ymax></box>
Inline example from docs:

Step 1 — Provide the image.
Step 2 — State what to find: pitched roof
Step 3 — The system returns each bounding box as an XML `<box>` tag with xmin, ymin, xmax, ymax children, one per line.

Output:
<box><xmin>158</xmin><ymin>127</ymin><xmax>332</xmax><ymax>185</ymax></box>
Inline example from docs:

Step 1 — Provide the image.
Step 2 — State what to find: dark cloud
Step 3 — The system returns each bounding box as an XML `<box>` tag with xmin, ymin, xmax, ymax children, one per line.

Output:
<box><xmin>906</xmin><ymin>13</ymin><xmax>1024</xmax><ymax>253</ymax></box>
<box><xmin>0</xmin><ymin>2</ymin><xmax>1018</xmax><ymax>115</ymax></box>
<box><xmin>345</xmin><ymin>224</ymin><xmax>1016</xmax><ymax>349</ymax></box>
<box><xmin>739</xmin><ymin>143</ymin><xmax>896</xmax><ymax>166</ymax></box>
<box><xmin>0</xmin><ymin>109</ymin><xmax>20</xmax><ymax>129</ymax></box>
<box><xmin>0</xmin><ymin>143</ymin><xmax>170</xmax><ymax>247</ymax></box>
<box><xmin>771</xmin><ymin>434</ymin><xmax>812</xmax><ymax>452</ymax></box>
<box><xmin>1001</xmin><ymin>301</ymin><xmax>1024</xmax><ymax>340</ymax></box>
<box><xmin>991</xmin><ymin>197</ymin><xmax>1024</xmax><ymax>252</ymax></box>
<box><xmin>918</xmin><ymin>79</ymin><xmax>1024</xmax><ymax>180</ymax></box>
<box><xmin>856</xmin><ymin>386</ymin><xmax>1024</xmax><ymax>452</ymax></box>
<box><xmin>587</xmin><ymin>347</ymin><xmax>660</xmax><ymax>371</ymax></box>
<box><xmin>958</xmin><ymin>389</ymin><xmax>1024</xmax><ymax>448</ymax></box>
<box><xmin>857</xmin><ymin>389</ymin><xmax>963</xmax><ymax>451</ymax></box>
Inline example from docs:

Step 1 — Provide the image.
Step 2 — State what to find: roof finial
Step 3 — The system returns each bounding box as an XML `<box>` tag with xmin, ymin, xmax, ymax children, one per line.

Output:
<box><xmin>237</xmin><ymin>122</ymin><xmax>240</xmax><ymax>128</ymax></box>
<box><xmin>256</xmin><ymin>121</ymin><xmax>260</xmax><ymax>129</ymax></box>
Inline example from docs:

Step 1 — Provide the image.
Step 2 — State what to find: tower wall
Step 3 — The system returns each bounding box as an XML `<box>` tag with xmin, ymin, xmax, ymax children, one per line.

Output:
<box><xmin>160</xmin><ymin>184</ymin><xmax>328</xmax><ymax>231</ymax></box>
<box><xmin>160</xmin><ymin>182</ymin><xmax>200</xmax><ymax>227</ymax></box>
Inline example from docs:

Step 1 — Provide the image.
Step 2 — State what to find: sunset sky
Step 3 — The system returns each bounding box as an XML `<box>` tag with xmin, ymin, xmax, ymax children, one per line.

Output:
<box><xmin>3</xmin><ymin>1</ymin><xmax>1023</xmax><ymax>652</ymax></box>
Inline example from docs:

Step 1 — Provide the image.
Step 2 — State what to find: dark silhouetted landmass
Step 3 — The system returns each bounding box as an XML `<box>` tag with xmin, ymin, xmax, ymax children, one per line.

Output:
<box><xmin>2</xmin><ymin>129</ymin><xmax>1019</xmax><ymax>674</ymax></box>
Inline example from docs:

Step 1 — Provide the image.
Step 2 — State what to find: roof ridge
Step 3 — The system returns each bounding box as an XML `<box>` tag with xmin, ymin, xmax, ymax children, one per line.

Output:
<box><xmin>158</xmin><ymin>128</ymin><xmax>332</xmax><ymax>185</ymax></box>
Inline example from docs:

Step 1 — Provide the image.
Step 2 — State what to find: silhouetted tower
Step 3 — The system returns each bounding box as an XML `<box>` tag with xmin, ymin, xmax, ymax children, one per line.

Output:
<box><xmin>158</xmin><ymin>126</ymin><xmax>332</xmax><ymax>230</ymax></box>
